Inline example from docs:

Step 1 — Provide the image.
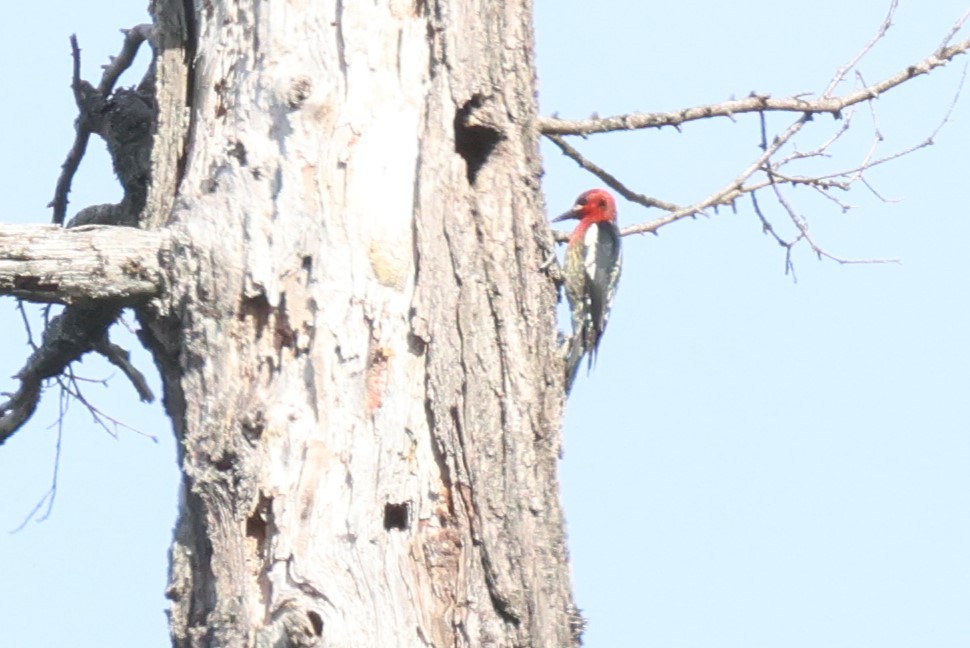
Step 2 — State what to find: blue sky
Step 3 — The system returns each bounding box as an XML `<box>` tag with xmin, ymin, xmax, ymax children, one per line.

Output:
<box><xmin>1</xmin><ymin>2</ymin><xmax>968</xmax><ymax>647</ymax></box>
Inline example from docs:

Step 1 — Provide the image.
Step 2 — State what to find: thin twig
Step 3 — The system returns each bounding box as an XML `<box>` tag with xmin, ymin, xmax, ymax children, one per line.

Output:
<box><xmin>58</xmin><ymin>371</ymin><xmax>157</xmax><ymax>442</ymax></box>
<box><xmin>9</xmin><ymin>391</ymin><xmax>66</xmax><ymax>533</ymax></box>
<box><xmin>751</xmin><ymin>191</ymin><xmax>798</xmax><ymax>280</ymax></box>
<box><xmin>938</xmin><ymin>7</ymin><xmax>970</xmax><ymax>52</ymax></box>
<box><xmin>545</xmin><ymin>134</ymin><xmax>682</xmax><ymax>212</ymax></box>
<box><xmin>770</xmin><ymin>182</ymin><xmax>900</xmax><ymax>266</ymax></box>
<box><xmin>50</xmin><ymin>36</ymin><xmax>93</xmax><ymax>226</ymax></box>
<box><xmin>620</xmin><ymin>114</ymin><xmax>813</xmax><ymax>236</ymax></box>
<box><xmin>824</xmin><ymin>0</ymin><xmax>899</xmax><ymax>97</ymax></box>
<box><xmin>16</xmin><ymin>302</ymin><xmax>38</xmax><ymax>352</ymax></box>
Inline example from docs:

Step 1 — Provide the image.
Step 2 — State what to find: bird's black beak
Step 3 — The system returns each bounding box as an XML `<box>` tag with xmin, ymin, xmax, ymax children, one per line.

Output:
<box><xmin>552</xmin><ymin>205</ymin><xmax>581</xmax><ymax>222</ymax></box>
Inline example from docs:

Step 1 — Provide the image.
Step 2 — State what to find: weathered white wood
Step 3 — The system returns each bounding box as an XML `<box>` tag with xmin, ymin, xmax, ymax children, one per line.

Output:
<box><xmin>0</xmin><ymin>224</ymin><xmax>169</xmax><ymax>304</ymax></box>
<box><xmin>142</xmin><ymin>0</ymin><xmax>577</xmax><ymax>646</ymax></box>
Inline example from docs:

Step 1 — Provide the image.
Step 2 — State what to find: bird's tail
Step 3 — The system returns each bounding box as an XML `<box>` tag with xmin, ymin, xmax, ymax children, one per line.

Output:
<box><xmin>562</xmin><ymin>333</ymin><xmax>584</xmax><ymax>394</ymax></box>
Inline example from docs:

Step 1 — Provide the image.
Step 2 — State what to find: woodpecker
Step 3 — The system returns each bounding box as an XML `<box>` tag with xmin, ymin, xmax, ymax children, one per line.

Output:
<box><xmin>553</xmin><ymin>188</ymin><xmax>622</xmax><ymax>392</ymax></box>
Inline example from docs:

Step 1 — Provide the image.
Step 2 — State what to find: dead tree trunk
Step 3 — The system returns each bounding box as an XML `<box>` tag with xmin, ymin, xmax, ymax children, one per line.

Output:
<box><xmin>144</xmin><ymin>0</ymin><xmax>576</xmax><ymax>645</ymax></box>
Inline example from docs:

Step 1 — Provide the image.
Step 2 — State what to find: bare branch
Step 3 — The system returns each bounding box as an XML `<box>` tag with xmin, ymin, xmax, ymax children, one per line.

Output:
<box><xmin>50</xmin><ymin>36</ymin><xmax>94</xmax><ymax>227</ymax></box>
<box><xmin>938</xmin><ymin>7</ymin><xmax>970</xmax><ymax>52</ymax></box>
<box><xmin>0</xmin><ymin>224</ymin><xmax>170</xmax><ymax>305</ymax></box>
<box><xmin>543</xmin><ymin>3</ymin><xmax>970</xmax><ymax>276</ymax></box>
<box><xmin>823</xmin><ymin>0</ymin><xmax>899</xmax><ymax>97</ymax></box>
<box><xmin>750</xmin><ymin>191</ymin><xmax>798</xmax><ymax>279</ymax></box>
<box><xmin>93</xmin><ymin>336</ymin><xmax>155</xmax><ymax>403</ymax></box>
<box><xmin>97</xmin><ymin>25</ymin><xmax>153</xmax><ymax>96</ymax></box>
<box><xmin>539</xmin><ymin>29</ymin><xmax>970</xmax><ymax>136</ymax></box>
<box><xmin>16</xmin><ymin>301</ymin><xmax>39</xmax><ymax>351</ymax></box>
<box><xmin>0</xmin><ymin>381</ymin><xmax>42</xmax><ymax>447</ymax></box>
<box><xmin>1</xmin><ymin>305</ymin><xmax>119</xmax><ymax>444</ymax></box>
<box><xmin>50</xmin><ymin>26</ymin><xmax>153</xmax><ymax>225</ymax></box>
<box><xmin>769</xmin><ymin>183</ymin><xmax>900</xmax><ymax>267</ymax></box>
<box><xmin>9</xmin><ymin>418</ymin><xmax>61</xmax><ymax>533</ymax></box>
<box><xmin>57</xmin><ymin>369</ymin><xmax>158</xmax><ymax>442</ymax></box>
<box><xmin>544</xmin><ymin>134</ymin><xmax>681</xmax><ymax>212</ymax></box>
<box><xmin>619</xmin><ymin>115</ymin><xmax>812</xmax><ymax>236</ymax></box>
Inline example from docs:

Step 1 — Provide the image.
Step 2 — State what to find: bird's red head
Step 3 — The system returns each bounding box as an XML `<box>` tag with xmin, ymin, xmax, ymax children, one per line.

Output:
<box><xmin>553</xmin><ymin>188</ymin><xmax>617</xmax><ymax>225</ymax></box>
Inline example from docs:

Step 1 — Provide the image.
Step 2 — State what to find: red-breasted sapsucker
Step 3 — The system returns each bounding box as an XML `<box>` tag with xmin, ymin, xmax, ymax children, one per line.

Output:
<box><xmin>553</xmin><ymin>188</ymin><xmax>622</xmax><ymax>392</ymax></box>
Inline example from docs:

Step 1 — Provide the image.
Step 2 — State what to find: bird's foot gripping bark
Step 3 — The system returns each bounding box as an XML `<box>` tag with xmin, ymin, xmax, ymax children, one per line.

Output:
<box><xmin>540</xmin><ymin>252</ymin><xmax>564</xmax><ymax>291</ymax></box>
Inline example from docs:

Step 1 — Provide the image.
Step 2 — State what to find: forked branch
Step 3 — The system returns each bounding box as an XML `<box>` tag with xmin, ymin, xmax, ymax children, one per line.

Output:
<box><xmin>3</xmin><ymin>25</ymin><xmax>160</xmax><ymax>444</ymax></box>
<box><xmin>50</xmin><ymin>25</ymin><xmax>153</xmax><ymax>226</ymax></box>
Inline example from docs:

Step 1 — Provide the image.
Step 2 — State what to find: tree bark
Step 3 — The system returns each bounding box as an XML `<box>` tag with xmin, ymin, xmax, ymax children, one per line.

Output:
<box><xmin>141</xmin><ymin>0</ymin><xmax>576</xmax><ymax>646</ymax></box>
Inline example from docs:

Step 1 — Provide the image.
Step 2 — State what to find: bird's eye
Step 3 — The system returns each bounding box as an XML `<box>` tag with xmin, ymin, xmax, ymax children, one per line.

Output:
<box><xmin>598</xmin><ymin>199</ymin><xmax>606</xmax><ymax>209</ymax></box>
